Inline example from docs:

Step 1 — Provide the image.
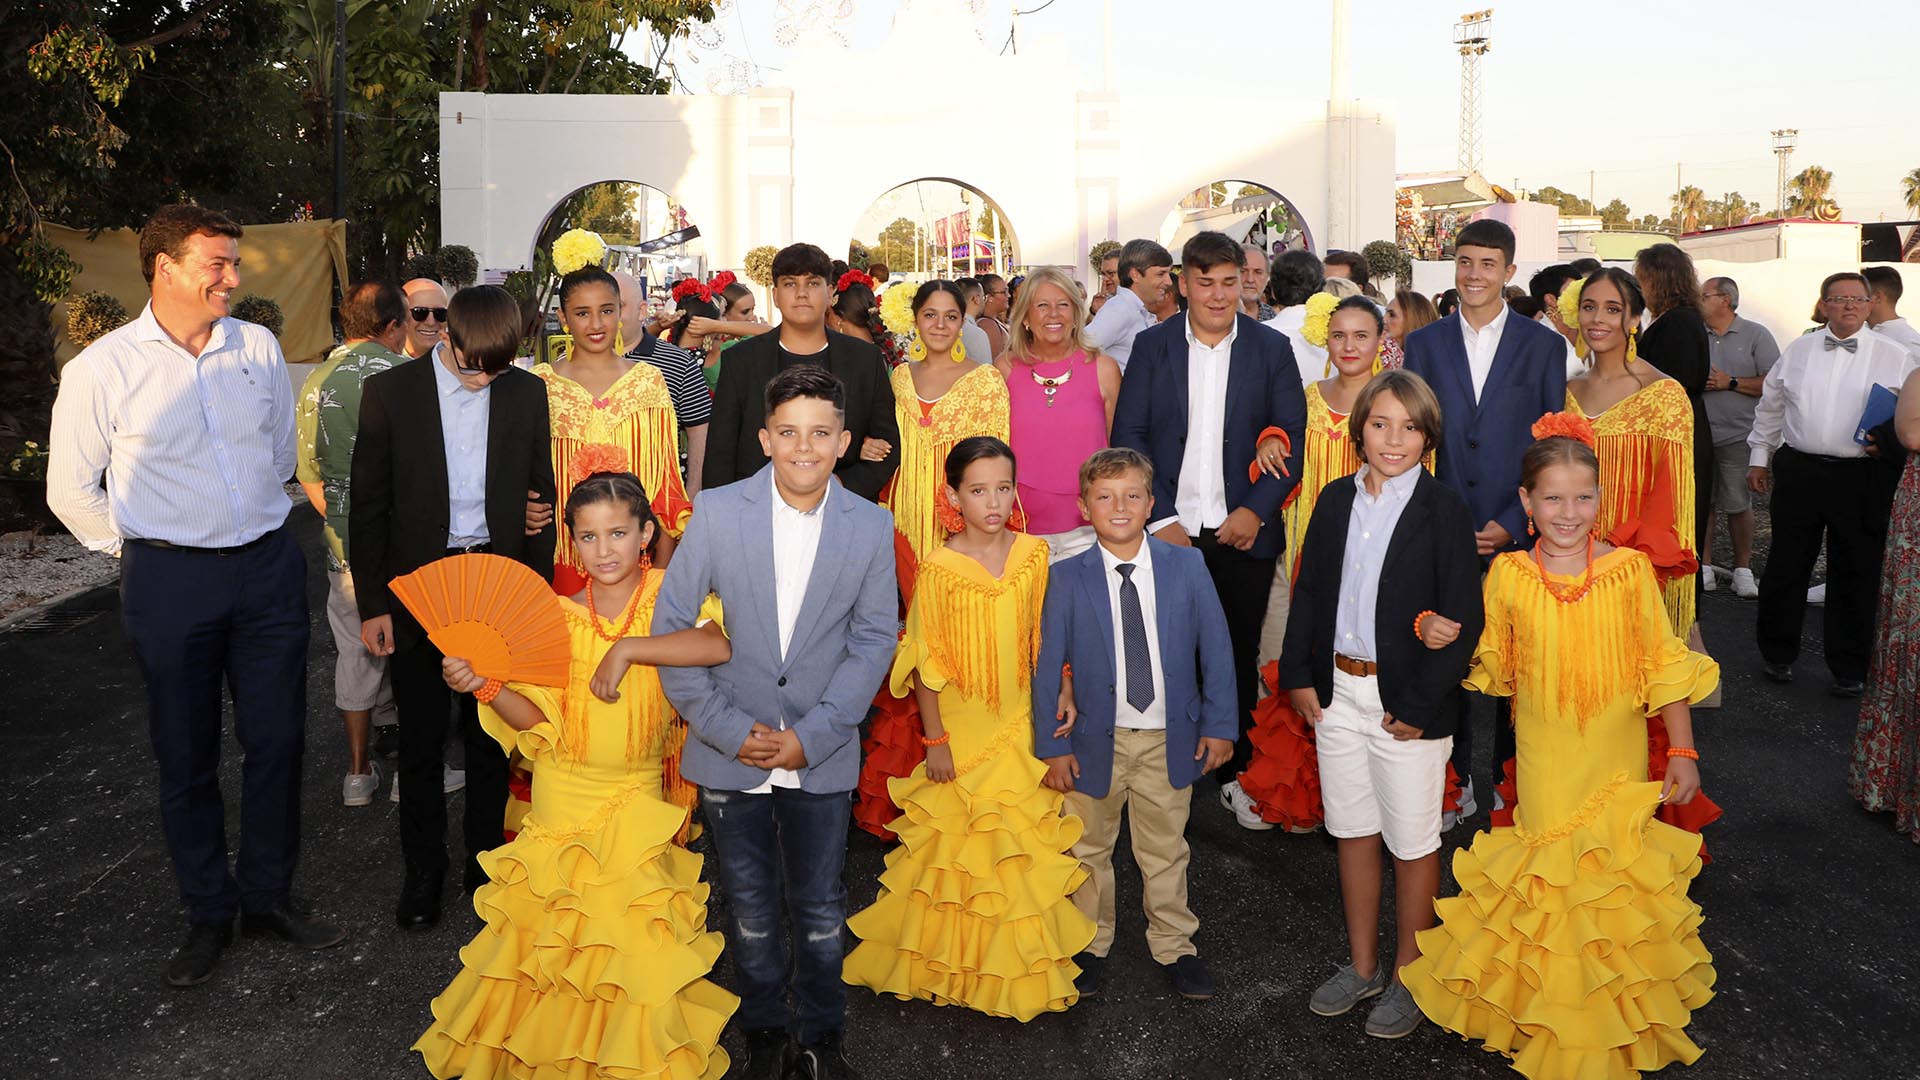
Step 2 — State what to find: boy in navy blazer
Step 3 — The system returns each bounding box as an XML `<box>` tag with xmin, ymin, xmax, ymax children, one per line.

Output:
<box><xmin>1032</xmin><ymin>448</ymin><xmax>1237</xmax><ymax>1003</ymax></box>
<box><xmin>1402</xmin><ymin>219</ymin><xmax>1565</xmax><ymax>818</ymax></box>
<box><xmin>1110</xmin><ymin>231</ymin><xmax>1307</xmax><ymax>784</ymax></box>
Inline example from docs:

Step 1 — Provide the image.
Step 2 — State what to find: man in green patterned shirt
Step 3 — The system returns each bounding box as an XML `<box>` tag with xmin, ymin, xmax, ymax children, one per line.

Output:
<box><xmin>297</xmin><ymin>281</ymin><xmax>413</xmax><ymax>807</ymax></box>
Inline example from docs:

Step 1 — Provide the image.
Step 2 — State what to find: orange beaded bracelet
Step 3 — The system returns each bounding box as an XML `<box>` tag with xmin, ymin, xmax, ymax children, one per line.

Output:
<box><xmin>1664</xmin><ymin>746</ymin><xmax>1699</xmax><ymax>761</ymax></box>
<box><xmin>1413</xmin><ymin>610</ymin><xmax>1438</xmax><ymax>639</ymax></box>
<box><xmin>474</xmin><ymin>678</ymin><xmax>504</xmax><ymax>704</ymax></box>
<box><xmin>920</xmin><ymin>731</ymin><xmax>951</xmax><ymax>748</ymax></box>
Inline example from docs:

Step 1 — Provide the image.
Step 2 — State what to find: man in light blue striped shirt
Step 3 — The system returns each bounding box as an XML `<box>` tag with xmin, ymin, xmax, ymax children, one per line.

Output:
<box><xmin>47</xmin><ymin>205</ymin><xmax>345</xmax><ymax>988</ymax></box>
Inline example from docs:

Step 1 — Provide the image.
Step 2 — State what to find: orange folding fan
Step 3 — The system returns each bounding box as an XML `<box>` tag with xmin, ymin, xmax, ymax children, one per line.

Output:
<box><xmin>389</xmin><ymin>554</ymin><xmax>571</xmax><ymax>688</ymax></box>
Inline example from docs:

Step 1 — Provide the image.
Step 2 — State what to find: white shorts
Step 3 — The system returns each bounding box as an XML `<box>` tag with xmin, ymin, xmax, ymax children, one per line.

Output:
<box><xmin>325</xmin><ymin>571</ymin><xmax>397</xmax><ymax>721</ymax></box>
<box><xmin>1315</xmin><ymin>667</ymin><xmax>1451</xmax><ymax>860</ymax></box>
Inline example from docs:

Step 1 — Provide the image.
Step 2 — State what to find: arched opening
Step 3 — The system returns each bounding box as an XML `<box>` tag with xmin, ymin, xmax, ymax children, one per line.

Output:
<box><xmin>531</xmin><ymin>180</ymin><xmax>707</xmax><ymax>307</ymax></box>
<box><xmin>1157</xmin><ymin>181</ymin><xmax>1313</xmax><ymax>260</ymax></box>
<box><xmin>849</xmin><ymin>179</ymin><xmax>1021</xmax><ymax>285</ymax></box>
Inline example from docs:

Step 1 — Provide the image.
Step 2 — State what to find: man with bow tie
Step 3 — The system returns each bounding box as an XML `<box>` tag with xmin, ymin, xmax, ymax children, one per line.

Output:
<box><xmin>1748</xmin><ymin>271</ymin><xmax>1918</xmax><ymax>697</ymax></box>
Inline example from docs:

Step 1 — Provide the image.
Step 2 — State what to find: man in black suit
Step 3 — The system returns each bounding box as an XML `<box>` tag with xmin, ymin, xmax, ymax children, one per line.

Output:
<box><xmin>1111</xmin><ymin>230</ymin><xmax>1308</xmax><ymax>783</ymax></box>
<box><xmin>703</xmin><ymin>242</ymin><xmax>900</xmax><ymax>500</ymax></box>
<box><xmin>350</xmin><ymin>285</ymin><xmax>558</xmax><ymax>929</ymax></box>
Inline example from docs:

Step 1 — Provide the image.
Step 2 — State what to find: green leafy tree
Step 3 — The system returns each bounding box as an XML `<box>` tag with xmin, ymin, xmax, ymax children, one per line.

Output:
<box><xmin>1598</xmin><ymin>198</ymin><xmax>1633</xmax><ymax>226</ymax></box>
<box><xmin>869</xmin><ymin>218</ymin><xmax>921</xmax><ymax>273</ymax></box>
<box><xmin>1533</xmin><ymin>186</ymin><xmax>1594</xmax><ymax>216</ymax></box>
<box><xmin>1788</xmin><ymin>165</ymin><xmax>1839</xmax><ymax>220</ymax></box>
<box><xmin>1670</xmin><ymin>185</ymin><xmax>1706</xmax><ymax>233</ymax></box>
<box><xmin>1902</xmin><ymin>167</ymin><xmax>1920</xmax><ymax>218</ymax></box>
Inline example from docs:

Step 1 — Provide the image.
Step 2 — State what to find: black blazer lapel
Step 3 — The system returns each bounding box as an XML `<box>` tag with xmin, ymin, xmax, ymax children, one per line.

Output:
<box><xmin>1379</xmin><ymin>472</ymin><xmax>1437</xmax><ymax>580</ymax></box>
<box><xmin>409</xmin><ymin>352</ymin><xmax>451</xmax><ymax>512</ymax></box>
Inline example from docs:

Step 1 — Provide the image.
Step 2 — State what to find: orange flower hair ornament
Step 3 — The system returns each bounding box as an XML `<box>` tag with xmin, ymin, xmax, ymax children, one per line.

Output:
<box><xmin>569</xmin><ymin>443</ymin><xmax>632</xmax><ymax>485</ymax></box>
<box><xmin>1530</xmin><ymin>411</ymin><xmax>1598</xmax><ymax>448</ymax></box>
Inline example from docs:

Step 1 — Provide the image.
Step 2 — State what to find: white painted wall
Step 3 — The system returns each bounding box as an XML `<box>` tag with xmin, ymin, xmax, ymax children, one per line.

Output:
<box><xmin>439</xmin><ymin>12</ymin><xmax>1397</xmax><ymax>284</ymax></box>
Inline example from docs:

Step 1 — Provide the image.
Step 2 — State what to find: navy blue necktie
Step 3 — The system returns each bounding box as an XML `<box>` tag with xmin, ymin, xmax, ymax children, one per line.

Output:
<box><xmin>1118</xmin><ymin>564</ymin><xmax>1155</xmax><ymax>713</ymax></box>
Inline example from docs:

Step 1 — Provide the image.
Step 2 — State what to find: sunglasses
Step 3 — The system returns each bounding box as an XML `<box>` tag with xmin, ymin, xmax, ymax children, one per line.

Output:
<box><xmin>410</xmin><ymin>306</ymin><xmax>448</xmax><ymax>323</ymax></box>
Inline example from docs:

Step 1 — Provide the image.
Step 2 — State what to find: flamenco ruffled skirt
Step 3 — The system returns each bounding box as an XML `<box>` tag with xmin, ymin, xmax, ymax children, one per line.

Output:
<box><xmin>1403</xmin><ymin>775</ymin><xmax>1717</xmax><ymax>1080</ymax></box>
<box><xmin>414</xmin><ymin>786</ymin><xmax>737</xmax><ymax>1079</ymax></box>
<box><xmin>843</xmin><ymin>745</ymin><xmax>1095</xmax><ymax>1020</ymax></box>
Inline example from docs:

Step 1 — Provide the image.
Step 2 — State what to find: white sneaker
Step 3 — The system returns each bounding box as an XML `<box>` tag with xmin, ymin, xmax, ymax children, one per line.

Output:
<box><xmin>1219</xmin><ymin>779</ymin><xmax>1275</xmax><ymax>831</ymax></box>
<box><xmin>1732</xmin><ymin>567</ymin><xmax>1759</xmax><ymax>599</ymax></box>
<box><xmin>1701</xmin><ymin>565</ymin><xmax>1717</xmax><ymax>592</ymax></box>
<box><xmin>1443</xmin><ymin>778</ymin><xmax>1479</xmax><ymax>831</ymax></box>
<box><xmin>390</xmin><ymin>770</ymin><xmax>401</xmax><ymax>803</ymax></box>
<box><xmin>343</xmin><ymin>762</ymin><xmax>380</xmax><ymax>807</ymax></box>
<box><xmin>1808</xmin><ymin>583</ymin><xmax>1827</xmax><ymax>606</ymax></box>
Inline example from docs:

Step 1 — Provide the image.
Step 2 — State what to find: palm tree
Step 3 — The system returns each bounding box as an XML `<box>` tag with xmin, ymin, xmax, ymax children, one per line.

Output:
<box><xmin>1670</xmin><ymin>185</ymin><xmax>1707</xmax><ymax>233</ymax></box>
<box><xmin>1904</xmin><ymin>168</ymin><xmax>1920</xmax><ymax>218</ymax></box>
<box><xmin>1788</xmin><ymin>166</ymin><xmax>1840</xmax><ymax>221</ymax></box>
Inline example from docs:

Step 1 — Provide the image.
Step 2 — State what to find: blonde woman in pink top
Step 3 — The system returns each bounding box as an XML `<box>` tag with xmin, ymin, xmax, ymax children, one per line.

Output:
<box><xmin>994</xmin><ymin>267</ymin><xmax>1123</xmax><ymax>561</ymax></box>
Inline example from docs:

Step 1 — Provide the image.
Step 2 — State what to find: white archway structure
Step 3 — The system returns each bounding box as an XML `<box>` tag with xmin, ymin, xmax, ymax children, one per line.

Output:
<box><xmin>440</xmin><ymin>9</ymin><xmax>1394</xmax><ymax>281</ymax></box>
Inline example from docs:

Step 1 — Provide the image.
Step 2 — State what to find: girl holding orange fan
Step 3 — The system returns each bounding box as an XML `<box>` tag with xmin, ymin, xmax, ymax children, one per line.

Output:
<box><xmin>414</xmin><ymin>464</ymin><xmax>737</xmax><ymax>1080</ymax></box>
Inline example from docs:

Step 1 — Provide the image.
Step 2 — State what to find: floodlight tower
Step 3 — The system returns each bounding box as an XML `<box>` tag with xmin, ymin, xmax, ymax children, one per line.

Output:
<box><xmin>1771</xmin><ymin>129</ymin><xmax>1798</xmax><ymax>216</ymax></box>
<box><xmin>1455</xmin><ymin>9</ymin><xmax>1493</xmax><ymax>173</ymax></box>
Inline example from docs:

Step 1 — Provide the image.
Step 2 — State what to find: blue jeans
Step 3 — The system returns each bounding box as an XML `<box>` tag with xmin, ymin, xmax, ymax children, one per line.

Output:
<box><xmin>701</xmin><ymin>785</ymin><xmax>851</xmax><ymax>1043</ymax></box>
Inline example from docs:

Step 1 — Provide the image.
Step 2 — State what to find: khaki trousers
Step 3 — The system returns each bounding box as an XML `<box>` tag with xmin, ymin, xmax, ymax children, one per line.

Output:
<box><xmin>1066</xmin><ymin>728</ymin><xmax>1199</xmax><ymax>963</ymax></box>
<box><xmin>1254</xmin><ymin>561</ymin><xmax>1293</xmax><ymax>675</ymax></box>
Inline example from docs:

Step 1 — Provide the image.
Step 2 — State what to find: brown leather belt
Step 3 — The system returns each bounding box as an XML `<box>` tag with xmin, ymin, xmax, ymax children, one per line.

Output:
<box><xmin>1334</xmin><ymin>653</ymin><xmax>1378</xmax><ymax>678</ymax></box>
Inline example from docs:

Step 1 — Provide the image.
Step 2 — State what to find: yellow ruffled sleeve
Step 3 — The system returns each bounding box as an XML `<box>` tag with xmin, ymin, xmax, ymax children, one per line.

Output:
<box><xmin>1463</xmin><ymin>555</ymin><xmax>1519</xmax><ymax>698</ymax></box>
<box><xmin>1630</xmin><ymin>556</ymin><xmax>1719</xmax><ymax>714</ymax></box>
<box><xmin>696</xmin><ymin>593</ymin><xmax>725</xmax><ymax>632</ymax></box>
<box><xmin>887</xmin><ymin>582</ymin><xmax>949</xmax><ymax>700</ymax></box>
<box><xmin>477</xmin><ymin>682</ymin><xmax>565</xmax><ymax>760</ymax></box>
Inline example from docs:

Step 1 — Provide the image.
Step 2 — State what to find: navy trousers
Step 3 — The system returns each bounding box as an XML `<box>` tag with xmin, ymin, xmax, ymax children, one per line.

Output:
<box><xmin>120</xmin><ymin>526</ymin><xmax>309</xmax><ymax>924</ymax></box>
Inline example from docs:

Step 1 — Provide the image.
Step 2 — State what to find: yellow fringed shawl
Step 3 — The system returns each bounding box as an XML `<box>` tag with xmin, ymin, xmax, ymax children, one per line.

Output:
<box><xmin>553</xmin><ymin>577</ymin><xmax>671</xmax><ymax>770</ymax></box>
<box><xmin>1566</xmin><ymin>380</ymin><xmax>1697</xmax><ymax>631</ymax></box>
<box><xmin>912</xmin><ymin>535</ymin><xmax>1048</xmax><ymax>713</ymax></box>
<box><xmin>536</xmin><ymin>362</ymin><xmax>694</xmax><ymax>559</ymax></box>
<box><xmin>1478</xmin><ymin>549</ymin><xmax>1665</xmax><ymax>728</ymax></box>
<box><xmin>883</xmin><ymin>363</ymin><xmax>1011</xmax><ymax>564</ymax></box>
<box><xmin>1282</xmin><ymin>384</ymin><xmax>1362</xmax><ymax>583</ymax></box>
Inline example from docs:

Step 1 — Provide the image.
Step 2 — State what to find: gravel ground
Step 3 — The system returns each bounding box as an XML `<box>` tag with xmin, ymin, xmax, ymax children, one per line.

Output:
<box><xmin>0</xmin><ymin>529</ymin><xmax>117</xmax><ymax>624</ymax></box>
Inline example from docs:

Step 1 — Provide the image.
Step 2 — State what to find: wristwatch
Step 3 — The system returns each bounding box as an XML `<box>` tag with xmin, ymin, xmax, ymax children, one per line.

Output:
<box><xmin>1727</xmin><ymin>377</ymin><xmax>1739</xmax><ymax>392</ymax></box>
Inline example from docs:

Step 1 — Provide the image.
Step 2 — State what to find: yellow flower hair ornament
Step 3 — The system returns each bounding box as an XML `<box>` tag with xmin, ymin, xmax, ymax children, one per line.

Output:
<box><xmin>1299</xmin><ymin>291</ymin><xmax>1340</xmax><ymax>348</ymax></box>
<box><xmin>551</xmin><ymin>229</ymin><xmax>608</xmax><ymax>276</ymax></box>
<box><xmin>879</xmin><ymin>283</ymin><xmax>916</xmax><ymax>337</ymax></box>
<box><xmin>1558</xmin><ymin>276</ymin><xmax>1586</xmax><ymax>358</ymax></box>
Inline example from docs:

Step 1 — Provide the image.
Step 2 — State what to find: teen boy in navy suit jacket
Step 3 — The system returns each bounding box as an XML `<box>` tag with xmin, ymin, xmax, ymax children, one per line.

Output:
<box><xmin>1032</xmin><ymin>448</ymin><xmax>1238</xmax><ymax>1004</ymax></box>
<box><xmin>1402</xmin><ymin>218</ymin><xmax>1566</xmax><ymax>822</ymax></box>
<box><xmin>1110</xmin><ymin>231</ymin><xmax>1306</xmax><ymax>783</ymax></box>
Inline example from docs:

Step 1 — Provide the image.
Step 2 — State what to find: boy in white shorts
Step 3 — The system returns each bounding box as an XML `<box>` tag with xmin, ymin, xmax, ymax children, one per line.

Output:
<box><xmin>1278</xmin><ymin>369</ymin><xmax>1485</xmax><ymax>1039</ymax></box>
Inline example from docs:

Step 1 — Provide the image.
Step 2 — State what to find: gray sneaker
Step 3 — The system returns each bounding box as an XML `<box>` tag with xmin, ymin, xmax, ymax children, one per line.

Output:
<box><xmin>1309</xmin><ymin>964</ymin><xmax>1389</xmax><ymax>1016</ymax></box>
<box><xmin>1364</xmin><ymin>981</ymin><xmax>1423</xmax><ymax>1039</ymax></box>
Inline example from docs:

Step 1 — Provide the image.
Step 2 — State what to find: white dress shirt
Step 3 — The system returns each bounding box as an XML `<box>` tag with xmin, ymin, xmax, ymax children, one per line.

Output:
<box><xmin>1748</xmin><ymin>327</ymin><xmax>1918</xmax><ymax>466</ymax></box>
<box><xmin>1085</xmin><ymin>286</ymin><xmax>1155</xmax><ymax>373</ymax></box>
<box><xmin>429</xmin><ymin>345</ymin><xmax>492</xmax><ymax>547</ymax></box>
<box><xmin>748</xmin><ymin>471</ymin><xmax>830</xmax><ymax>792</ymax></box>
<box><xmin>47</xmin><ymin>305</ymin><xmax>296</xmax><ymax>555</ymax></box>
<box><xmin>1099</xmin><ymin>540</ymin><xmax>1168</xmax><ymax>730</ymax></box>
<box><xmin>1871</xmin><ymin>317</ymin><xmax>1920</xmax><ymax>361</ymax></box>
<box><xmin>1164</xmin><ymin>319</ymin><xmax>1237</xmax><ymax>537</ymax></box>
<box><xmin>1460</xmin><ymin>303</ymin><xmax>1513</xmax><ymax>402</ymax></box>
<box><xmin>1333</xmin><ymin>465</ymin><xmax>1421</xmax><ymax>662</ymax></box>
<box><xmin>1264</xmin><ymin>305</ymin><xmax>1327</xmax><ymax>384</ymax></box>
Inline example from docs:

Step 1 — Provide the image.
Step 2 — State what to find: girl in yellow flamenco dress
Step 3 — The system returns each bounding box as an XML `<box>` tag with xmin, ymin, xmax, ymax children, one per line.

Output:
<box><xmin>1543</xmin><ymin>269</ymin><xmax>1721</xmax><ymax>849</ymax></box>
<box><xmin>535</xmin><ymin>233</ymin><xmax>694</xmax><ymax>596</ymax></box>
<box><xmin>1402</xmin><ymin>419</ymin><xmax>1719</xmax><ymax>1080</ymax></box>
<box><xmin>1233</xmin><ymin>297</ymin><xmax>1454</xmax><ymax>832</ymax></box>
<box><xmin>416</xmin><ymin>467</ymin><xmax>736</xmax><ymax>1079</ymax></box>
<box><xmin>844</xmin><ymin>436</ymin><xmax>1094</xmax><ymax>1019</ymax></box>
<box><xmin>854</xmin><ymin>280</ymin><xmax>1013</xmax><ymax>840</ymax></box>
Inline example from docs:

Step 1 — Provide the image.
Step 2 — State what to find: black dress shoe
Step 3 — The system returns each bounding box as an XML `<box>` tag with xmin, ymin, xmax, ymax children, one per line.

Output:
<box><xmin>374</xmin><ymin>726</ymin><xmax>400</xmax><ymax>758</ymax></box>
<box><xmin>795</xmin><ymin>1031</ymin><xmax>862</xmax><ymax>1080</ymax></box>
<box><xmin>167</xmin><ymin>921</ymin><xmax>232</xmax><ymax>987</ymax></box>
<box><xmin>1166</xmin><ymin>954</ymin><xmax>1216</xmax><ymax>1000</ymax></box>
<box><xmin>736</xmin><ymin>1027</ymin><xmax>794</xmax><ymax>1080</ymax></box>
<box><xmin>1763</xmin><ymin>662</ymin><xmax>1794</xmax><ymax>683</ymax></box>
<box><xmin>1072</xmin><ymin>951</ymin><xmax>1105</xmax><ymax>997</ymax></box>
<box><xmin>1830</xmin><ymin>678</ymin><xmax>1866</xmax><ymax>699</ymax></box>
<box><xmin>397</xmin><ymin>868</ymin><xmax>443</xmax><ymax>930</ymax></box>
<box><xmin>242</xmin><ymin>903</ymin><xmax>347</xmax><ymax>950</ymax></box>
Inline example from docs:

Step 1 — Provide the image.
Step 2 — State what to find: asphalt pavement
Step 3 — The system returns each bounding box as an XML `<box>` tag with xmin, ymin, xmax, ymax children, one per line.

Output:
<box><xmin>3</xmin><ymin>509</ymin><xmax>1915</xmax><ymax>1079</ymax></box>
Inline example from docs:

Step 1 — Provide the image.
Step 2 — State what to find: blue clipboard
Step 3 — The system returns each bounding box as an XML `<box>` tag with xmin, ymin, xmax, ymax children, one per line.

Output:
<box><xmin>1855</xmin><ymin>383</ymin><xmax>1899</xmax><ymax>446</ymax></box>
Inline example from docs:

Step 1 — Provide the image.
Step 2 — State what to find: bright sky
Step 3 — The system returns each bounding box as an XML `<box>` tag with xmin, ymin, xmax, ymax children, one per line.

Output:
<box><xmin>646</xmin><ymin>0</ymin><xmax>1918</xmax><ymax>222</ymax></box>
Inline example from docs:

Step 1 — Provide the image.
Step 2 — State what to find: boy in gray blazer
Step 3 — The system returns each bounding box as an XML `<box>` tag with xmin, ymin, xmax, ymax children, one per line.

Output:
<box><xmin>654</xmin><ymin>364</ymin><xmax>896</xmax><ymax>1080</ymax></box>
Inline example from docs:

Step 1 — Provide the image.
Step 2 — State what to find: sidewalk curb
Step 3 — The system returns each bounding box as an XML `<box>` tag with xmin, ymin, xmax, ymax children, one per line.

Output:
<box><xmin>0</xmin><ymin>579</ymin><xmax>116</xmax><ymax>632</ymax></box>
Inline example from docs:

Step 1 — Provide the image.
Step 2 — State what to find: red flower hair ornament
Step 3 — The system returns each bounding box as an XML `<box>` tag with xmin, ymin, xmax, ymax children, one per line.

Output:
<box><xmin>707</xmin><ymin>270</ymin><xmax>738</xmax><ymax>294</ymax></box>
<box><xmin>836</xmin><ymin>269</ymin><xmax>875</xmax><ymax>295</ymax></box>
<box><xmin>569</xmin><ymin>443</ymin><xmax>632</xmax><ymax>486</ymax></box>
<box><xmin>670</xmin><ymin>277</ymin><xmax>713</xmax><ymax>304</ymax></box>
<box><xmin>1530</xmin><ymin>411</ymin><xmax>1598</xmax><ymax>448</ymax></box>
